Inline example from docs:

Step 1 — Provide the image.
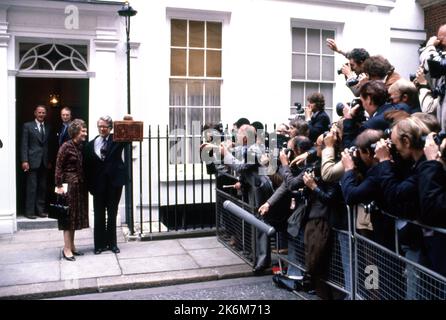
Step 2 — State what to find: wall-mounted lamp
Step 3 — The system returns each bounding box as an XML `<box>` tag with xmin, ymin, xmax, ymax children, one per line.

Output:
<box><xmin>49</xmin><ymin>94</ymin><xmax>59</xmax><ymax>107</ymax></box>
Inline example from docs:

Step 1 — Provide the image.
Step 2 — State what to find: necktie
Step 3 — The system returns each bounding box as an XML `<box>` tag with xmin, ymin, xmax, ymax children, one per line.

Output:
<box><xmin>40</xmin><ymin>123</ymin><xmax>45</xmax><ymax>141</ymax></box>
<box><xmin>100</xmin><ymin>137</ymin><xmax>108</xmax><ymax>161</ymax></box>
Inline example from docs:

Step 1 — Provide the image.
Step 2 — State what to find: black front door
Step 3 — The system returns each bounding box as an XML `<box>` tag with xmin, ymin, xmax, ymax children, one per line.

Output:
<box><xmin>16</xmin><ymin>77</ymin><xmax>89</xmax><ymax>216</ymax></box>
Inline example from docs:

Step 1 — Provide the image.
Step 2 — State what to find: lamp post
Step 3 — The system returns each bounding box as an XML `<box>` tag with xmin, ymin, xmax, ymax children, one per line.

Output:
<box><xmin>118</xmin><ymin>1</ymin><xmax>137</xmax><ymax>235</ymax></box>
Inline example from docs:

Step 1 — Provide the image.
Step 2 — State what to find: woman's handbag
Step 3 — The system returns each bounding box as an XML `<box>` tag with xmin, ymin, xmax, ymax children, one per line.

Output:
<box><xmin>48</xmin><ymin>194</ymin><xmax>69</xmax><ymax>221</ymax></box>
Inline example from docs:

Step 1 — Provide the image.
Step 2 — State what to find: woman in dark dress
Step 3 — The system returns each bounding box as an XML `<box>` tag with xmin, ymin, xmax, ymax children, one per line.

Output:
<box><xmin>55</xmin><ymin>119</ymin><xmax>89</xmax><ymax>261</ymax></box>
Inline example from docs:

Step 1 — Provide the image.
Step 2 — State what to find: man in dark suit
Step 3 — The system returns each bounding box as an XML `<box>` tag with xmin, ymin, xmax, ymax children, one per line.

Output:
<box><xmin>21</xmin><ymin>105</ymin><xmax>51</xmax><ymax>219</ymax></box>
<box><xmin>84</xmin><ymin>116</ymin><xmax>128</xmax><ymax>254</ymax></box>
<box><xmin>57</xmin><ymin>106</ymin><xmax>72</xmax><ymax>147</ymax></box>
<box><xmin>342</xmin><ymin>80</ymin><xmax>395</xmax><ymax>148</ymax></box>
<box><xmin>305</xmin><ymin>93</ymin><xmax>330</xmax><ymax>143</ymax></box>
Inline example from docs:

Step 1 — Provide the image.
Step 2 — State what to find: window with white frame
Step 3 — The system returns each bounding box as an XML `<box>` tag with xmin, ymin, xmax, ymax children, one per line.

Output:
<box><xmin>291</xmin><ymin>27</ymin><xmax>335</xmax><ymax>119</ymax></box>
<box><xmin>170</xmin><ymin>19</ymin><xmax>222</xmax><ymax>164</ymax></box>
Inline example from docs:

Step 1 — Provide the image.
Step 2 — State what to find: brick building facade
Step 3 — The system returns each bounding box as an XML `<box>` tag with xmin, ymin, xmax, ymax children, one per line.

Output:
<box><xmin>419</xmin><ymin>0</ymin><xmax>446</xmax><ymax>36</ymax></box>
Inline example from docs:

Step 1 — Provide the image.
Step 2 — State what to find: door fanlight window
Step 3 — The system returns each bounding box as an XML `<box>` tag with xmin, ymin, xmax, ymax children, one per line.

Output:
<box><xmin>18</xmin><ymin>43</ymin><xmax>88</xmax><ymax>72</ymax></box>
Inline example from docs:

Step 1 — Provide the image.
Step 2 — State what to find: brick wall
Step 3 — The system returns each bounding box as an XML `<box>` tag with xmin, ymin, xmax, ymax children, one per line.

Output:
<box><xmin>424</xmin><ymin>3</ymin><xmax>446</xmax><ymax>37</ymax></box>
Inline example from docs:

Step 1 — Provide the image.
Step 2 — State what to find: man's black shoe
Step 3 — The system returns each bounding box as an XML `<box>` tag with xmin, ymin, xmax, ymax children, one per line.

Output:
<box><xmin>25</xmin><ymin>215</ymin><xmax>36</xmax><ymax>220</ymax></box>
<box><xmin>110</xmin><ymin>246</ymin><xmax>120</xmax><ymax>254</ymax></box>
<box><xmin>94</xmin><ymin>248</ymin><xmax>103</xmax><ymax>255</ymax></box>
<box><xmin>252</xmin><ymin>265</ymin><xmax>267</xmax><ymax>275</ymax></box>
<box><xmin>37</xmin><ymin>212</ymin><xmax>48</xmax><ymax>218</ymax></box>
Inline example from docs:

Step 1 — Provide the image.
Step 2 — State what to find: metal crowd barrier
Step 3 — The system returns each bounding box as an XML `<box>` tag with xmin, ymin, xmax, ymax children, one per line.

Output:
<box><xmin>274</xmin><ymin>225</ymin><xmax>353</xmax><ymax>297</ymax></box>
<box><xmin>216</xmin><ymin>189</ymin><xmax>258</xmax><ymax>266</ymax></box>
<box><xmin>216</xmin><ymin>188</ymin><xmax>446</xmax><ymax>300</ymax></box>
<box><xmin>353</xmin><ymin>208</ymin><xmax>446</xmax><ymax>300</ymax></box>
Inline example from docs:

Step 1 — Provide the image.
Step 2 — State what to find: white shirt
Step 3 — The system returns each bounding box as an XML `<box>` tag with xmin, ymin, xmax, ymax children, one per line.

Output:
<box><xmin>35</xmin><ymin>119</ymin><xmax>45</xmax><ymax>134</ymax></box>
<box><xmin>94</xmin><ymin>135</ymin><xmax>109</xmax><ymax>159</ymax></box>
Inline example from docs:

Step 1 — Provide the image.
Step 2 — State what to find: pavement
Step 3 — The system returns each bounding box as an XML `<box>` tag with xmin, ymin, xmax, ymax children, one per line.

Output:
<box><xmin>0</xmin><ymin>227</ymin><xmax>255</xmax><ymax>299</ymax></box>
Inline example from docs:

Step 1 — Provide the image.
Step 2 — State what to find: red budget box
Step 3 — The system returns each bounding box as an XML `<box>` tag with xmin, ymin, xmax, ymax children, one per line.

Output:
<box><xmin>113</xmin><ymin>120</ymin><xmax>144</xmax><ymax>142</ymax></box>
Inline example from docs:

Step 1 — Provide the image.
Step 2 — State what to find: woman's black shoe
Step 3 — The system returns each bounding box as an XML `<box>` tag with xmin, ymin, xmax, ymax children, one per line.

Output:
<box><xmin>72</xmin><ymin>250</ymin><xmax>84</xmax><ymax>256</ymax></box>
<box><xmin>62</xmin><ymin>251</ymin><xmax>76</xmax><ymax>261</ymax></box>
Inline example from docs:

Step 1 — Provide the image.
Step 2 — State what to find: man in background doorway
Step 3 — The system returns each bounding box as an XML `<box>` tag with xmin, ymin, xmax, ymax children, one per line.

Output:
<box><xmin>21</xmin><ymin>105</ymin><xmax>52</xmax><ymax>219</ymax></box>
<box><xmin>58</xmin><ymin>106</ymin><xmax>72</xmax><ymax>148</ymax></box>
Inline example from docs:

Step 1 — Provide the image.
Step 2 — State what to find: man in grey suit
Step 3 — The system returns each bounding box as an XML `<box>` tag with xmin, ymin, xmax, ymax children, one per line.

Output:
<box><xmin>21</xmin><ymin>105</ymin><xmax>51</xmax><ymax>219</ymax></box>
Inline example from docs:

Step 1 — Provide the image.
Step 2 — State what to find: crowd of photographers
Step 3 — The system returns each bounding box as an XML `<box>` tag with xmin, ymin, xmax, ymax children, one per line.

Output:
<box><xmin>200</xmin><ymin>24</ymin><xmax>446</xmax><ymax>299</ymax></box>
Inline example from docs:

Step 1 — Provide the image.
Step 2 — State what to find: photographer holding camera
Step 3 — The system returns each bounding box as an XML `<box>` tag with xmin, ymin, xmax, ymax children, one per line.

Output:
<box><xmin>221</xmin><ymin>124</ymin><xmax>274</xmax><ymax>273</ymax></box>
<box><xmin>289</xmin><ymin>118</ymin><xmax>310</xmax><ymax>138</ymax></box>
<box><xmin>305</xmin><ymin>93</ymin><xmax>331</xmax><ymax>143</ymax></box>
<box><xmin>362</xmin><ymin>55</ymin><xmax>401</xmax><ymax>90</ymax></box>
<box><xmin>342</xmin><ymin>80</ymin><xmax>395</xmax><ymax>148</ymax></box>
<box><xmin>341</xmin><ymin>129</ymin><xmax>396</xmax><ymax>251</ymax></box>
<box><xmin>388</xmin><ymin>79</ymin><xmax>422</xmax><ymax>114</ymax></box>
<box><xmin>326</xmin><ymin>39</ymin><xmax>370</xmax><ymax>97</ymax></box>
<box><xmin>321</xmin><ymin>122</ymin><xmax>345</xmax><ymax>183</ymax></box>
<box><xmin>418</xmin><ymin>133</ymin><xmax>446</xmax><ymax>277</ymax></box>
<box><xmin>375</xmin><ymin>117</ymin><xmax>430</xmax><ymax>220</ymax></box>
<box><xmin>418</xmin><ymin>24</ymin><xmax>446</xmax><ymax>131</ymax></box>
<box><xmin>418</xmin><ymin>132</ymin><xmax>446</xmax><ymax>227</ymax></box>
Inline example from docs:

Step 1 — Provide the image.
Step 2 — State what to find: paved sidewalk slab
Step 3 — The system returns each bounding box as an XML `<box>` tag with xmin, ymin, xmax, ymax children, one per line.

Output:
<box><xmin>188</xmin><ymin>247</ymin><xmax>246</xmax><ymax>268</ymax></box>
<box><xmin>120</xmin><ymin>255</ymin><xmax>200</xmax><ymax>275</ymax></box>
<box><xmin>0</xmin><ymin>228</ymin><xmax>254</xmax><ymax>299</ymax></box>
<box><xmin>178</xmin><ymin>237</ymin><xmax>223</xmax><ymax>250</ymax></box>
<box><xmin>0</xmin><ymin>261</ymin><xmax>60</xmax><ymax>287</ymax></box>
<box><xmin>0</xmin><ymin>247</ymin><xmax>61</xmax><ymax>265</ymax></box>
<box><xmin>116</xmin><ymin>240</ymin><xmax>186</xmax><ymax>259</ymax></box>
<box><xmin>61</xmin><ymin>254</ymin><xmax>121</xmax><ymax>280</ymax></box>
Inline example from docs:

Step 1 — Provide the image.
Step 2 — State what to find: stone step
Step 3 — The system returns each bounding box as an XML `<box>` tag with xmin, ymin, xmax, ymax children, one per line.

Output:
<box><xmin>17</xmin><ymin>216</ymin><xmax>58</xmax><ymax>230</ymax></box>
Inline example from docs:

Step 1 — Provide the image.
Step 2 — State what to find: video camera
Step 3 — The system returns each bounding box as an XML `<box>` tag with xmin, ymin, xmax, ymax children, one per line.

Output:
<box><xmin>294</xmin><ymin>102</ymin><xmax>304</xmax><ymax>115</ymax></box>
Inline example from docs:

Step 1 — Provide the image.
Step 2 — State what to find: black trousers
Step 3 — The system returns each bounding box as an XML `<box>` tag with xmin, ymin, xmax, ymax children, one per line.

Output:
<box><xmin>25</xmin><ymin>164</ymin><xmax>47</xmax><ymax>216</ymax></box>
<box><xmin>93</xmin><ymin>185</ymin><xmax>123</xmax><ymax>250</ymax></box>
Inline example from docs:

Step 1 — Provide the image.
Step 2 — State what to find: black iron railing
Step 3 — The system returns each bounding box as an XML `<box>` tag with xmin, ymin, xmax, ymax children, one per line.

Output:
<box><xmin>129</xmin><ymin>125</ymin><xmax>216</xmax><ymax>237</ymax></box>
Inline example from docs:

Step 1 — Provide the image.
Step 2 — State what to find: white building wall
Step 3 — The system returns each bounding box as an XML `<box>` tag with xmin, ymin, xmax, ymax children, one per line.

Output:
<box><xmin>127</xmin><ymin>0</ymin><xmax>408</xmax><ymax>128</ymax></box>
<box><xmin>0</xmin><ymin>0</ymin><xmax>428</xmax><ymax>233</ymax></box>
<box><xmin>0</xmin><ymin>7</ymin><xmax>14</xmax><ymax>234</ymax></box>
<box><xmin>389</xmin><ymin>0</ymin><xmax>426</xmax><ymax>79</ymax></box>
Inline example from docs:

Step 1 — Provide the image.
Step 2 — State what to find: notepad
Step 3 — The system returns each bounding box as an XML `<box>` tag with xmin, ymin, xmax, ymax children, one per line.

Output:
<box><xmin>54</xmin><ymin>183</ymin><xmax>68</xmax><ymax>193</ymax></box>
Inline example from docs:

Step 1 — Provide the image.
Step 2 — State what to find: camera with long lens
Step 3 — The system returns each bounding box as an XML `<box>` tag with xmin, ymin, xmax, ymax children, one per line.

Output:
<box><xmin>346</xmin><ymin>78</ymin><xmax>360</xmax><ymax>87</ymax></box>
<box><xmin>335</xmin><ymin>102</ymin><xmax>345</xmax><ymax>117</ymax></box>
<box><xmin>283</xmin><ymin>147</ymin><xmax>294</xmax><ymax>158</ymax></box>
<box><xmin>370</xmin><ymin>139</ymin><xmax>397</xmax><ymax>159</ymax></box>
<box><xmin>384</xmin><ymin>128</ymin><xmax>392</xmax><ymax>139</ymax></box>
<box><xmin>349</xmin><ymin>98</ymin><xmax>366</xmax><ymax>122</ymax></box>
<box><xmin>421</xmin><ymin>132</ymin><xmax>446</xmax><ymax>146</ymax></box>
<box><xmin>427</xmin><ymin>53</ymin><xmax>446</xmax><ymax>78</ymax></box>
<box><xmin>337</xmin><ymin>63</ymin><xmax>349</xmax><ymax>76</ymax></box>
